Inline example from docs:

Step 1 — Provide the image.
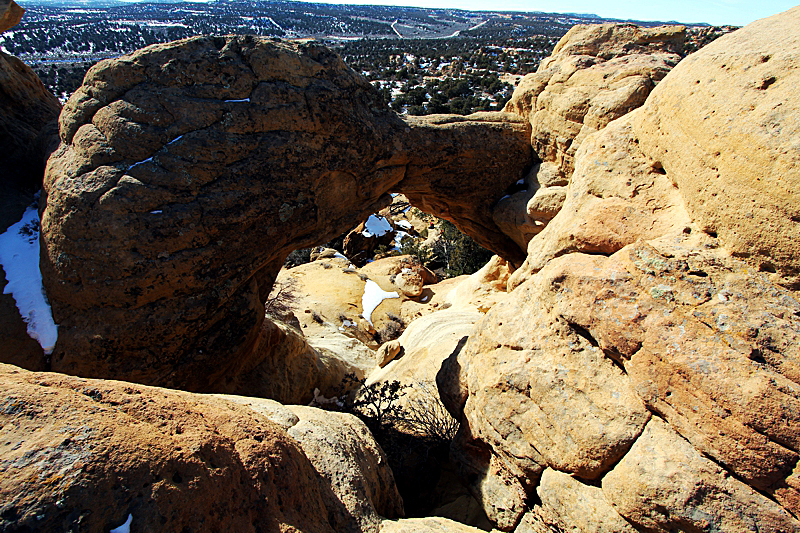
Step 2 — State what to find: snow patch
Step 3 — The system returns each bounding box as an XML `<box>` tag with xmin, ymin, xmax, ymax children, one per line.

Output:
<box><xmin>166</xmin><ymin>135</ymin><xmax>183</xmax><ymax>145</ymax></box>
<box><xmin>150</xmin><ymin>210</ymin><xmax>163</xmax><ymax>215</ymax></box>
<box><xmin>392</xmin><ymin>230</ymin><xmax>409</xmax><ymax>251</ymax></box>
<box><xmin>109</xmin><ymin>514</ymin><xmax>132</xmax><ymax>533</ymax></box>
<box><xmin>516</xmin><ymin>178</ymin><xmax>525</xmax><ymax>185</ymax></box>
<box><xmin>362</xmin><ymin>214</ymin><xmax>393</xmax><ymax>238</ymax></box>
<box><xmin>0</xmin><ymin>204</ymin><xmax>59</xmax><ymax>354</ymax></box>
<box><xmin>395</xmin><ymin>220</ymin><xmax>412</xmax><ymax>230</ymax></box>
<box><xmin>127</xmin><ymin>156</ymin><xmax>153</xmax><ymax>171</ymax></box>
<box><xmin>224</xmin><ymin>98</ymin><xmax>251</xmax><ymax>103</ymax></box>
<box><xmin>361</xmin><ymin>280</ymin><xmax>399</xmax><ymax>327</ymax></box>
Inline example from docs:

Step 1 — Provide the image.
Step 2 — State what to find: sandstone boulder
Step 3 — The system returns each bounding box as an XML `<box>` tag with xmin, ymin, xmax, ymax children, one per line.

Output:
<box><xmin>381</xmin><ymin>517</ymin><xmax>491</xmax><ymax>533</ymax></box>
<box><xmin>285</xmin><ymin>405</ymin><xmax>404</xmax><ymax>531</ymax></box>
<box><xmin>633</xmin><ymin>6</ymin><xmax>800</xmax><ymax>289</ymax></box>
<box><xmin>508</xmin><ymin>114</ymin><xmax>691</xmax><ymax>288</ymax></box>
<box><xmin>495</xmin><ymin>24</ymin><xmax>684</xmax><ymax>250</ymax></box>
<box><xmin>0</xmin><ymin>49</ymin><xmax>60</xmax><ymax>191</ymax></box>
<box><xmin>441</xmin><ymin>14</ymin><xmax>800</xmax><ymax>525</ymax></box>
<box><xmin>0</xmin><ymin>0</ymin><xmax>24</xmax><ymax>34</ymax></box>
<box><xmin>0</xmin><ymin>362</ymin><xmax>405</xmax><ymax>533</ymax></box>
<box><xmin>504</xmin><ymin>23</ymin><xmax>684</xmax><ymax>182</ymax></box>
<box><xmin>443</xmin><ymin>236</ymin><xmax>800</xmax><ymax>529</ymax></box>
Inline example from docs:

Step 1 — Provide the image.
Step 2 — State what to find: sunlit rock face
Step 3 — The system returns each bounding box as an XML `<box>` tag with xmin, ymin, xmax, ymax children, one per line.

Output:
<box><xmin>439</xmin><ymin>7</ymin><xmax>800</xmax><ymax>532</ymax></box>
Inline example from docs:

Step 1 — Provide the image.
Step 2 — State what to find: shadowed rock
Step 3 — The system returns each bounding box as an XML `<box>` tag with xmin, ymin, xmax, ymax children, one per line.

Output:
<box><xmin>0</xmin><ymin>363</ymin><xmax>402</xmax><ymax>533</ymax></box>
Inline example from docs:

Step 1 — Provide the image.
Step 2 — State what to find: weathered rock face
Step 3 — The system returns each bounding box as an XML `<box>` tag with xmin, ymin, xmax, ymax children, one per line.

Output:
<box><xmin>0</xmin><ymin>0</ymin><xmax>24</xmax><ymax>34</ymax></box>
<box><xmin>41</xmin><ymin>36</ymin><xmax>403</xmax><ymax>392</ymax></box>
<box><xmin>440</xmin><ymin>9</ymin><xmax>800</xmax><ymax>532</ymax></box>
<box><xmin>633</xmin><ymin>6</ymin><xmax>800</xmax><ymax>289</ymax></box>
<box><xmin>0</xmin><ymin>363</ymin><xmax>403</xmax><ymax>533</ymax></box>
<box><xmin>496</xmin><ymin>24</ymin><xmax>684</xmax><ymax>249</ymax></box>
<box><xmin>445</xmin><ymin>237</ymin><xmax>800</xmax><ymax>531</ymax></box>
<box><xmin>508</xmin><ymin>112</ymin><xmax>691</xmax><ymax>288</ymax></box>
<box><xmin>400</xmin><ymin>112</ymin><xmax>532</xmax><ymax>266</ymax></box>
<box><xmin>36</xmin><ymin>35</ymin><xmax>530</xmax><ymax>396</ymax></box>
<box><xmin>0</xmin><ymin>50</ymin><xmax>61</xmax><ymax>192</ymax></box>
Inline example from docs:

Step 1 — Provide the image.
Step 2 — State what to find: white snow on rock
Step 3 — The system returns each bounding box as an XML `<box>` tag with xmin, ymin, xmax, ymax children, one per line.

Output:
<box><xmin>224</xmin><ymin>98</ymin><xmax>251</xmax><ymax>103</ymax></box>
<box><xmin>361</xmin><ymin>214</ymin><xmax>393</xmax><ymax>238</ymax></box>
<box><xmin>395</xmin><ymin>220</ymin><xmax>412</xmax><ymax>230</ymax></box>
<box><xmin>109</xmin><ymin>513</ymin><xmax>132</xmax><ymax>533</ymax></box>
<box><xmin>392</xmin><ymin>230</ymin><xmax>409</xmax><ymax>251</ymax></box>
<box><xmin>127</xmin><ymin>156</ymin><xmax>153</xmax><ymax>171</ymax></box>
<box><xmin>0</xmin><ymin>203</ymin><xmax>59</xmax><ymax>354</ymax></box>
<box><xmin>361</xmin><ymin>280</ymin><xmax>399</xmax><ymax>327</ymax></box>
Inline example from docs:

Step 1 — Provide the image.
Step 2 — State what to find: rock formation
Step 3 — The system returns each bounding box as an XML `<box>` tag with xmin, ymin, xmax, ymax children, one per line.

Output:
<box><xmin>0</xmin><ymin>362</ymin><xmax>402</xmax><ymax>533</ymax></box>
<box><xmin>36</xmin><ymin>35</ymin><xmax>531</xmax><ymax>396</ymax></box>
<box><xmin>2</xmin><ymin>6</ymin><xmax>799</xmax><ymax>532</ymax></box>
<box><xmin>495</xmin><ymin>24</ymin><xmax>686</xmax><ymax>249</ymax></box>
<box><xmin>0</xmin><ymin>1</ymin><xmax>24</xmax><ymax>34</ymax></box>
<box><xmin>439</xmin><ymin>7</ymin><xmax>800</xmax><ymax>532</ymax></box>
<box><xmin>0</xmin><ymin>6</ymin><xmax>62</xmax><ymax>372</ymax></box>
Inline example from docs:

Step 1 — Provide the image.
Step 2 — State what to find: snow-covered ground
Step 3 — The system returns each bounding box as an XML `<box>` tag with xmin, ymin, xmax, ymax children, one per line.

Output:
<box><xmin>361</xmin><ymin>280</ymin><xmax>399</xmax><ymax>327</ymax></box>
<box><xmin>0</xmin><ymin>203</ymin><xmax>58</xmax><ymax>353</ymax></box>
<box><xmin>361</xmin><ymin>214</ymin><xmax>393</xmax><ymax>238</ymax></box>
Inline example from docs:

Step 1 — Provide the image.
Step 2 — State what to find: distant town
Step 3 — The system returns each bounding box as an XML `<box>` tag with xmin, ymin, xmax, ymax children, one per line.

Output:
<box><xmin>3</xmin><ymin>1</ymin><xmax>733</xmax><ymax>113</ymax></box>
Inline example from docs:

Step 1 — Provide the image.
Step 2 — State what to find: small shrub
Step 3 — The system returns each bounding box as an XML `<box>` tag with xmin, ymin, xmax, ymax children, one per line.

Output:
<box><xmin>377</xmin><ymin>313</ymin><xmax>405</xmax><ymax>344</ymax></box>
<box><xmin>265</xmin><ymin>277</ymin><xmax>299</xmax><ymax>316</ymax></box>
<box><xmin>399</xmin><ymin>381</ymin><xmax>459</xmax><ymax>442</ymax></box>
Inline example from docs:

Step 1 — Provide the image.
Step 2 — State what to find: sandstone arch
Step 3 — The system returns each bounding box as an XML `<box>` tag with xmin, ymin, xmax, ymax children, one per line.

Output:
<box><xmin>38</xmin><ymin>35</ymin><xmax>531</xmax><ymax>397</ymax></box>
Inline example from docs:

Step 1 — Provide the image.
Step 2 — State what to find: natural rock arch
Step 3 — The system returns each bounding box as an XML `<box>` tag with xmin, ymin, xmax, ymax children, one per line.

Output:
<box><xmin>38</xmin><ymin>35</ymin><xmax>531</xmax><ymax>395</ymax></box>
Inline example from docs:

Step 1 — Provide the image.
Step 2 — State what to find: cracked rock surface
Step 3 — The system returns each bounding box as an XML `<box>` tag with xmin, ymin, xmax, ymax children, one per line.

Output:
<box><xmin>439</xmin><ymin>8</ymin><xmax>800</xmax><ymax>532</ymax></box>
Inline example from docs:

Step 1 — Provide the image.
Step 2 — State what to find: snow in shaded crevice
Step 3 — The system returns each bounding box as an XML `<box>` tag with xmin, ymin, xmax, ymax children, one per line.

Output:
<box><xmin>361</xmin><ymin>280</ymin><xmax>399</xmax><ymax>327</ymax></box>
<box><xmin>395</xmin><ymin>220</ymin><xmax>412</xmax><ymax>230</ymax></box>
<box><xmin>0</xmin><ymin>201</ymin><xmax>59</xmax><ymax>354</ymax></box>
<box><xmin>126</xmin><ymin>156</ymin><xmax>153</xmax><ymax>171</ymax></box>
<box><xmin>224</xmin><ymin>98</ymin><xmax>251</xmax><ymax>103</ymax></box>
<box><xmin>109</xmin><ymin>513</ymin><xmax>132</xmax><ymax>533</ymax></box>
<box><xmin>361</xmin><ymin>214</ymin><xmax>392</xmax><ymax>238</ymax></box>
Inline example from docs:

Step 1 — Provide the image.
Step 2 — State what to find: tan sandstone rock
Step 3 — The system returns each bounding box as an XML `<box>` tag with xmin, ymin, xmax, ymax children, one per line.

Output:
<box><xmin>516</xmin><ymin>468</ymin><xmax>636</xmax><ymax>533</ymax></box>
<box><xmin>381</xmin><ymin>516</ymin><xmax>493</xmax><ymax>533</ymax></box>
<box><xmin>508</xmin><ymin>114</ymin><xmax>691</xmax><ymax>288</ymax></box>
<box><xmin>633</xmin><ymin>6</ymin><xmax>800</xmax><ymax>289</ymax></box>
<box><xmin>495</xmin><ymin>24</ymin><xmax>684</xmax><ymax>250</ymax></box>
<box><xmin>444</xmin><ymin>235</ymin><xmax>800</xmax><ymax>529</ymax></box>
<box><xmin>603</xmin><ymin>417</ymin><xmax>798</xmax><ymax>532</ymax></box>
<box><xmin>0</xmin><ymin>362</ymin><xmax>404</xmax><ymax>533</ymax></box>
<box><xmin>0</xmin><ymin>0</ymin><xmax>24</xmax><ymax>34</ymax></box>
